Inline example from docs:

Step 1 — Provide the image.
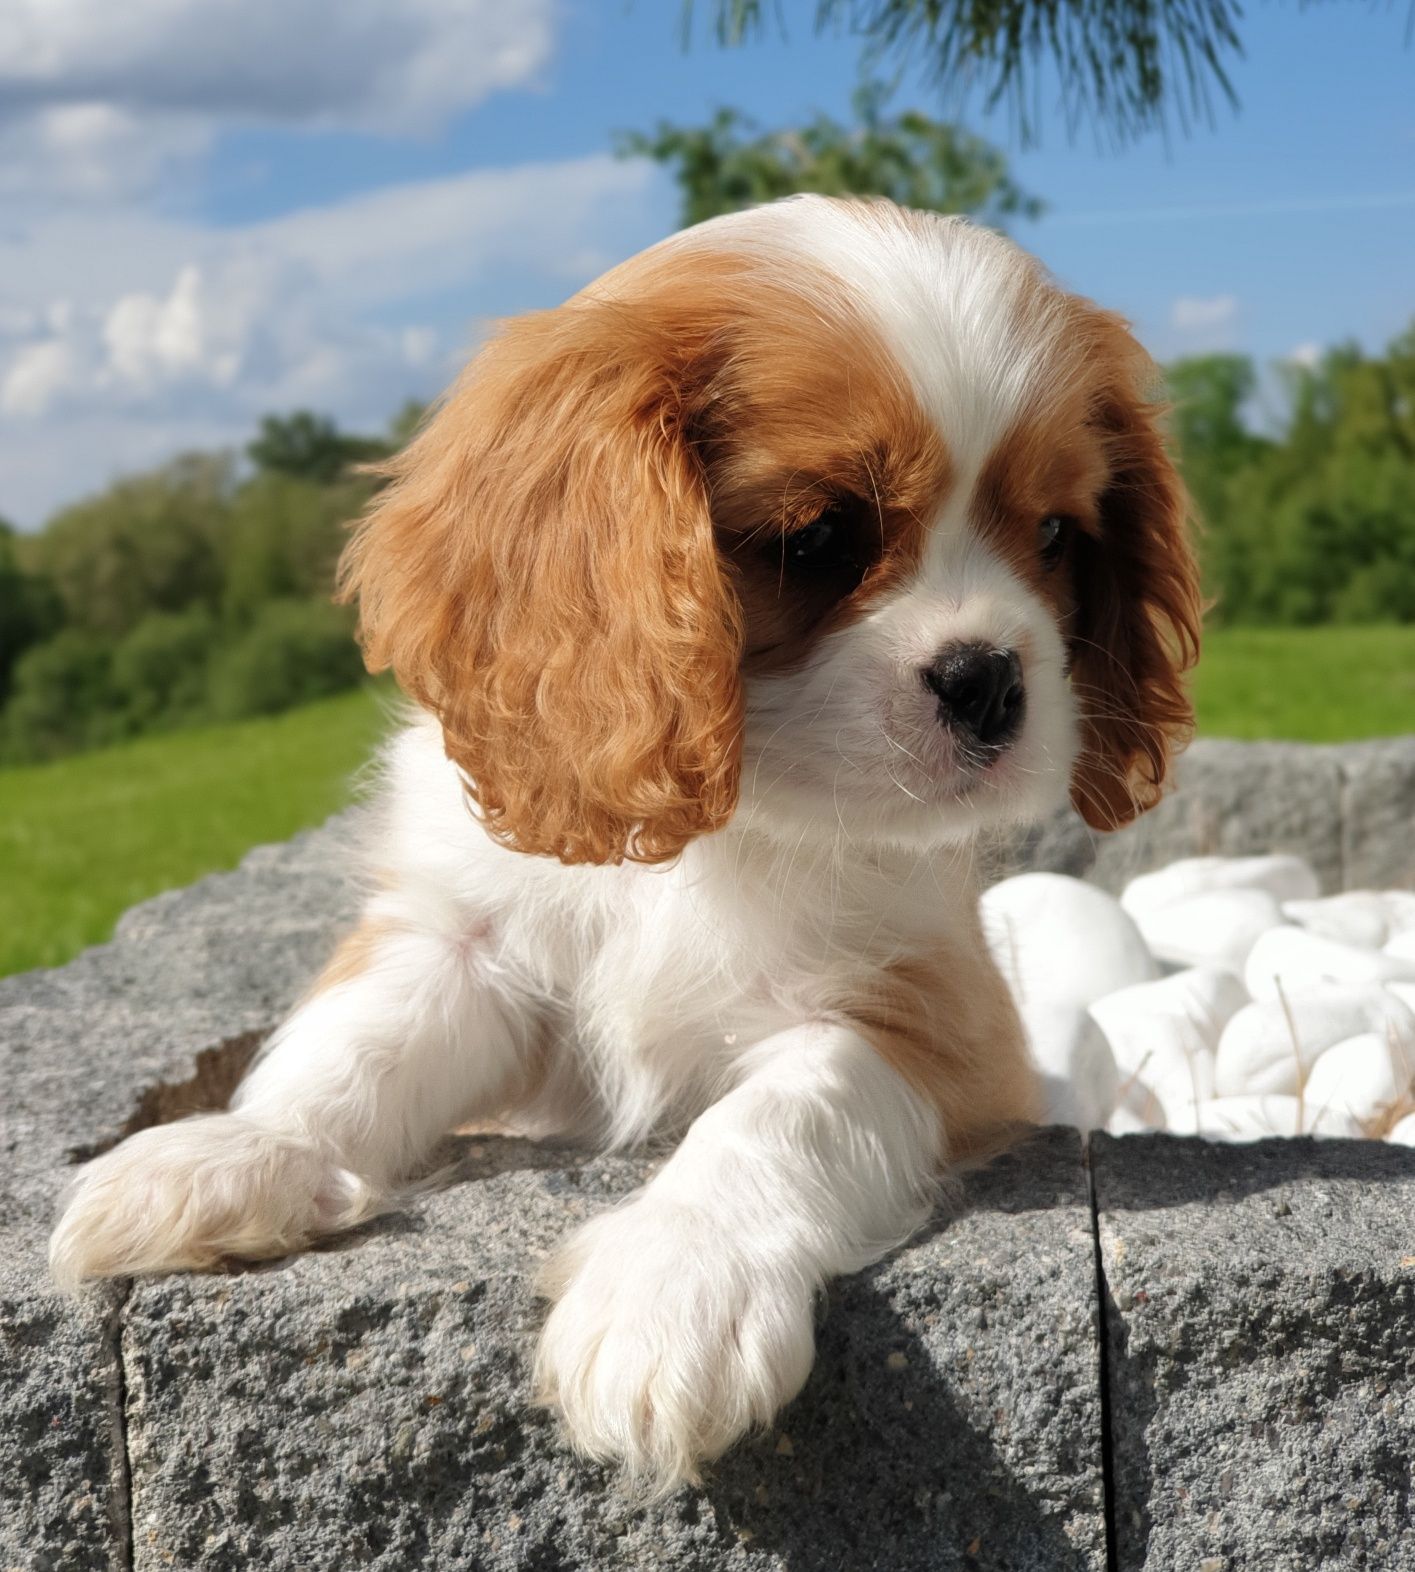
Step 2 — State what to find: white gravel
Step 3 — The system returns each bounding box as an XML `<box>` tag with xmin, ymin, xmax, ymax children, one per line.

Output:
<box><xmin>991</xmin><ymin>856</ymin><xmax>1415</xmax><ymax>1142</ymax></box>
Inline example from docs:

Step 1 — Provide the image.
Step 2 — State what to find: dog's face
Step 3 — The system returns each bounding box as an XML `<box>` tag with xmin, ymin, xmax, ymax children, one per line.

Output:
<box><xmin>342</xmin><ymin>196</ymin><xmax>1201</xmax><ymax>863</ymax></box>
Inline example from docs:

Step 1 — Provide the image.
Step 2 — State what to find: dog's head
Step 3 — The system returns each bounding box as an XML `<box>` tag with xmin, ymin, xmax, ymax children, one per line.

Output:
<box><xmin>340</xmin><ymin>196</ymin><xmax>1200</xmax><ymax>864</ymax></box>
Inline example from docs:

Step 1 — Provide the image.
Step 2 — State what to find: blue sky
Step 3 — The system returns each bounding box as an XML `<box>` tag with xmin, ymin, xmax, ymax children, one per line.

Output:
<box><xmin>2</xmin><ymin>0</ymin><xmax>1411</xmax><ymax>526</ymax></box>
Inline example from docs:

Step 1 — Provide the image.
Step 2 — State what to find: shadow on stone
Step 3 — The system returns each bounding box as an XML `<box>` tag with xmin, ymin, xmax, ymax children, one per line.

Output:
<box><xmin>1096</xmin><ymin>1131</ymin><xmax>1415</xmax><ymax>1211</ymax></box>
<box><xmin>65</xmin><ymin>1029</ymin><xmax>268</xmax><ymax>1164</ymax></box>
<box><xmin>701</xmin><ymin>1269</ymin><xmax>1098</xmax><ymax>1572</ymax></box>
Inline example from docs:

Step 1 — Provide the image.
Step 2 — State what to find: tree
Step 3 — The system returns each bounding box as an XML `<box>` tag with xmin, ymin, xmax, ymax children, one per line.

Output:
<box><xmin>248</xmin><ymin>411</ymin><xmax>386</xmax><ymax>485</ymax></box>
<box><xmin>0</xmin><ymin>521</ymin><xmax>63</xmax><ymax>703</ymax></box>
<box><xmin>698</xmin><ymin>0</ymin><xmax>1249</xmax><ymax>146</ymax></box>
<box><xmin>621</xmin><ymin>79</ymin><xmax>1040</xmax><ymax>228</ymax></box>
<box><xmin>26</xmin><ymin>455</ymin><xmax>230</xmax><ymax>638</ymax></box>
<box><xmin>221</xmin><ymin>470</ymin><xmax>374</xmax><ymax>620</ymax></box>
<box><xmin>1164</xmin><ymin>355</ymin><xmax>1273</xmax><ymax>527</ymax></box>
<box><xmin>0</xmin><ymin>629</ymin><xmax>119</xmax><ymax>762</ymax></box>
<box><xmin>1167</xmin><ymin>324</ymin><xmax>1415</xmax><ymax>627</ymax></box>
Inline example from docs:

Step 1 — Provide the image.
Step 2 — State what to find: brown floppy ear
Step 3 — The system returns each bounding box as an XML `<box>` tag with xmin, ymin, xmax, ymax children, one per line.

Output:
<box><xmin>337</xmin><ymin>285</ymin><xmax>744</xmax><ymax>866</ymax></box>
<box><xmin>1068</xmin><ymin>327</ymin><xmax>1202</xmax><ymax>831</ymax></box>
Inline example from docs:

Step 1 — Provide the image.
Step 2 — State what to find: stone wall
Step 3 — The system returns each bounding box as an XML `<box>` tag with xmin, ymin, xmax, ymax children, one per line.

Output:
<box><xmin>4</xmin><ymin>736</ymin><xmax>1414</xmax><ymax>1570</ymax></box>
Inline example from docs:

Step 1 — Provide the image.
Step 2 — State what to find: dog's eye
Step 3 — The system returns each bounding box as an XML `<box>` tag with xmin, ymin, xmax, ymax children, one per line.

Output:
<box><xmin>1039</xmin><ymin>515</ymin><xmax>1073</xmax><ymax>571</ymax></box>
<box><xmin>784</xmin><ymin>502</ymin><xmax>866</xmax><ymax>576</ymax></box>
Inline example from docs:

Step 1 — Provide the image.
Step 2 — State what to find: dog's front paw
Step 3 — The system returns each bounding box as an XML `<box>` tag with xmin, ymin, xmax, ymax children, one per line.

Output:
<box><xmin>534</xmin><ymin>1197</ymin><xmax>817</xmax><ymax>1494</ymax></box>
<box><xmin>50</xmin><ymin>1113</ymin><xmax>377</xmax><ymax>1289</ymax></box>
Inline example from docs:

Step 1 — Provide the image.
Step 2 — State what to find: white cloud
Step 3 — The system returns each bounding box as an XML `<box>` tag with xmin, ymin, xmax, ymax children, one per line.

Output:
<box><xmin>0</xmin><ymin>0</ymin><xmax>555</xmax><ymax>133</ymax></box>
<box><xmin>1170</xmin><ymin>294</ymin><xmax>1239</xmax><ymax>333</ymax></box>
<box><xmin>1286</xmin><ymin>340</ymin><xmax>1323</xmax><ymax>369</ymax></box>
<box><xmin>0</xmin><ymin>102</ymin><xmax>208</xmax><ymax>200</ymax></box>
<box><xmin>0</xmin><ymin>0</ymin><xmax>675</xmax><ymax>525</ymax></box>
<box><xmin>0</xmin><ymin>153</ymin><xmax>665</xmax><ymax>521</ymax></box>
<box><xmin>0</xmin><ymin>0</ymin><xmax>557</xmax><ymax>205</ymax></box>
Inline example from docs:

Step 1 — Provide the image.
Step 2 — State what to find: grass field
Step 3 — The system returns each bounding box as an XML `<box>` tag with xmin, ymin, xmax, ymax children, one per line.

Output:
<box><xmin>1189</xmin><ymin>625</ymin><xmax>1415</xmax><ymax>742</ymax></box>
<box><xmin>0</xmin><ymin>686</ymin><xmax>394</xmax><ymax>977</ymax></box>
<box><xmin>2</xmin><ymin>626</ymin><xmax>1412</xmax><ymax>979</ymax></box>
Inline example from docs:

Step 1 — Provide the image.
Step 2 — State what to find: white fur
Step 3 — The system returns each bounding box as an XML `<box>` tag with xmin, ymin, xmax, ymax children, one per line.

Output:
<box><xmin>50</xmin><ymin>198</ymin><xmax>1089</xmax><ymax>1493</ymax></box>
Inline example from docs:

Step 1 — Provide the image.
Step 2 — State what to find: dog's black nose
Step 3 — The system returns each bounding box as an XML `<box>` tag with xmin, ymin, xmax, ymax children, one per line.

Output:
<box><xmin>922</xmin><ymin>644</ymin><xmax>1025</xmax><ymax>749</ymax></box>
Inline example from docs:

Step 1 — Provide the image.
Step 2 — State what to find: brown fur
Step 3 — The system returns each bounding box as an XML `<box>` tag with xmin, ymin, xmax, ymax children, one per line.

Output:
<box><xmin>975</xmin><ymin>297</ymin><xmax>1202</xmax><ymax>832</ymax></box>
<box><xmin>697</xmin><ymin>290</ymin><xmax>951</xmax><ymax>674</ymax></box>
<box><xmin>339</xmin><ymin>248</ymin><xmax>753</xmax><ymax>866</ymax></box>
<box><xmin>309</xmin><ymin>918</ymin><xmax>395</xmax><ymax>996</ymax></box>
<box><xmin>1065</xmin><ymin>309</ymin><xmax>1202</xmax><ymax>831</ymax></box>
<box><xmin>342</xmin><ymin>199</ymin><xmax>1196</xmax><ymax>856</ymax></box>
<box><xmin>841</xmin><ymin>923</ymin><xmax>1041</xmax><ymax>1162</ymax></box>
<box><xmin>339</xmin><ymin>237</ymin><xmax>950</xmax><ymax>865</ymax></box>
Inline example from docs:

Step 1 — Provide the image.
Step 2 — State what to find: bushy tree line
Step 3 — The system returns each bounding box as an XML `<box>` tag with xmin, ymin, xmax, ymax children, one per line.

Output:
<box><xmin>0</xmin><ymin>407</ymin><xmax>423</xmax><ymax>765</ymax></box>
<box><xmin>1171</xmin><ymin>326</ymin><xmax>1415</xmax><ymax>625</ymax></box>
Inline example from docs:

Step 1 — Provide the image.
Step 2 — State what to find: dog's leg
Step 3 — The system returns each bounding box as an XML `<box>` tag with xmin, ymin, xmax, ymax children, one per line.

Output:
<box><xmin>50</xmin><ymin>911</ymin><xmax>538</xmax><ymax>1287</ymax></box>
<box><xmin>534</xmin><ymin>1020</ymin><xmax>941</xmax><ymax>1494</ymax></box>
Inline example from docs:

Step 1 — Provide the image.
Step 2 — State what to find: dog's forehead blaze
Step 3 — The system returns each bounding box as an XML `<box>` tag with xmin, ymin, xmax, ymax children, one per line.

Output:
<box><xmin>967</xmin><ymin>301</ymin><xmax>1155</xmax><ymax>619</ymax></box>
<box><xmin>970</xmin><ymin>391</ymin><xmax>1113</xmax><ymax>614</ymax></box>
<box><xmin>597</xmin><ymin>238</ymin><xmax>954</xmax><ymax>673</ymax></box>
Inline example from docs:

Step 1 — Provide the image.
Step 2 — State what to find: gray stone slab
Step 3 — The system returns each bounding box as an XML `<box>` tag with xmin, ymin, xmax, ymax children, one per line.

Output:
<box><xmin>1341</xmin><ymin>736</ymin><xmax>1415</xmax><ymax>893</ymax></box>
<box><xmin>118</xmin><ymin>1128</ymin><xmax>1103</xmax><ymax>1572</ymax></box>
<box><xmin>0</xmin><ymin>820</ymin><xmax>360</xmax><ymax>1572</ymax></box>
<box><xmin>999</xmin><ymin>739</ymin><xmax>1350</xmax><ymax>894</ymax></box>
<box><xmin>1092</xmin><ymin>1132</ymin><xmax>1415</xmax><ymax>1572</ymax></box>
<box><xmin>0</xmin><ymin>1236</ymin><xmax>126</xmax><ymax>1572</ymax></box>
<box><xmin>9</xmin><ymin>734</ymin><xmax>1415</xmax><ymax>1567</ymax></box>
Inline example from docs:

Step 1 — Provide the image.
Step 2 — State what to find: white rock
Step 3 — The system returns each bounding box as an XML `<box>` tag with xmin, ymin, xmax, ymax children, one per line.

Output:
<box><xmin>1090</xmin><ymin>968</ymin><xmax>1244</xmax><ymax>1124</ymax></box>
<box><xmin>1386</xmin><ymin>928</ymin><xmax>1415</xmax><ymax>963</ymax></box>
<box><xmin>982</xmin><ymin>873</ymin><xmax>1158</xmax><ymax>1013</ymax></box>
<box><xmin>1090</xmin><ymin>968</ymin><xmax>1249</xmax><ymax>1072</ymax></box>
<box><xmin>1244</xmin><ymin>926</ymin><xmax>1415</xmax><ymax>1002</ymax></box>
<box><xmin>1302</xmin><ymin>1032</ymin><xmax>1413</xmax><ymax>1129</ymax></box>
<box><xmin>1120</xmin><ymin>855</ymin><xmax>1319</xmax><ymax>924</ymax></box>
<box><xmin>1386</xmin><ymin>1112</ymin><xmax>1415</xmax><ymax>1147</ymax></box>
<box><xmin>1133</xmin><ymin>890</ymin><xmax>1286</xmax><ymax>974</ymax></box>
<box><xmin>1106</xmin><ymin>1104</ymin><xmax>1157</xmax><ymax>1136</ymax></box>
<box><xmin>1026</xmin><ymin>1006</ymin><xmax>1119</xmax><ymax>1132</ymax></box>
<box><xmin>1114</xmin><ymin>1068</ymin><xmax>1168</xmax><ymax>1128</ymax></box>
<box><xmin>1214</xmin><ymin>985</ymin><xmax>1415</xmax><ymax>1097</ymax></box>
<box><xmin>1169</xmin><ymin>1094</ymin><xmax>1363</xmax><ymax>1142</ymax></box>
<box><xmin>1283</xmin><ymin>891</ymin><xmax>1396</xmax><ymax>950</ymax></box>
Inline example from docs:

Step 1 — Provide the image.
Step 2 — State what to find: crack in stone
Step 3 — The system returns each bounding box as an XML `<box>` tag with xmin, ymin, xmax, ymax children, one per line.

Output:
<box><xmin>67</xmin><ymin>1029</ymin><xmax>268</xmax><ymax>1164</ymax></box>
<box><xmin>1084</xmin><ymin>1133</ymin><xmax>1119</xmax><ymax>1572</ymax></box>
<box><xmin>108</xmin><ymin>1276</ymin><xmax>135</xmax><ymax>1572</ymax></box>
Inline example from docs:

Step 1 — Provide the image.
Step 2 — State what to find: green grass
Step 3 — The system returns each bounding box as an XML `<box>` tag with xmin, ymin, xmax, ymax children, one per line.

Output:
<box><xmin>0</xmin><ymin>685</ymin><xmax>392</xmax><ymax>978</ymax></box>
<box><xmin>1192</xmin><ymin>625</ymin><xmax>1415</xmax><ymax>743</ymax></box>
<box><xmin>2</xmin><ymin>625</ymin><xmax>1413</xmax><ymax>980</ymax></box>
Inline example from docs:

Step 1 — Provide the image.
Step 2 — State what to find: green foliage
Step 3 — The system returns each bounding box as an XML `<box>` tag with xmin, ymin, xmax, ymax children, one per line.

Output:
<box><xmin>697</xmin><ymin>0</ymin><xmax>1245</xmax><ymax>146</ymax></box>
<box><xmin>1172</xmin><ymin>325</ymin><xmax>1415</xmax><ymax>627</ymax></box>
<box><xmin>27</xmin><ymin>455</ymin><xmax>230</xmax><ymax>637</ymax></box>
<box><xmin>0</xmin><ymin>406</ymin><xmax>410</xmax><ymax>766</ymax></box>
<box><xmin>387</xmin><ymin>400</ymin><xmax>430</xmax><ymax>448</ymax></box>
<box><xmin>0</xmin><ymin>521</ymin><xmax>63</xmax><ymax>703</ymax></box>
<box><xmin>206</xmin><ymin>599</ymin><xmax>365</xmax><ymax>723</ymax></box>
<box><xmin>248</xmin><ymin>410</ymin><xmax>387</xmax><ymax>484</ymax></box>
<box><xmin>620</xmin><ymin>80</ymin><xmax>1040</xmax><ymax>228</ymax></box>
<box><xmin>111</xmin><ymin>608</ymin><xmax>220</xmax><ymax>729</ymax></box>
<box><xmin>220</xmin><ymin>470</ymin><xmax>373</xmax><ymax>619</ymax></box>
<box><xmin>1</xmin><ymin>629</ymin><xmax>119</xmax><ymax>762</ymax></box>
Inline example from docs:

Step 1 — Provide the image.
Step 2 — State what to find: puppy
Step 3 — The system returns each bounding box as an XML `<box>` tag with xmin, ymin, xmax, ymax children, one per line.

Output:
<box><xmin>51</xmin><ymin>195</ymin><xmax>1199</xmax><ymax>1492</ymax></box>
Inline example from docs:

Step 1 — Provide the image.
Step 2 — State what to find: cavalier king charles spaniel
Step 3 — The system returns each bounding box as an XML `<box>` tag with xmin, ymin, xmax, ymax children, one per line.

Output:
<box><xmin>52</xmin><ymin>195</ymin><xmax>1199</xmax><ymax>1492</ymax></box>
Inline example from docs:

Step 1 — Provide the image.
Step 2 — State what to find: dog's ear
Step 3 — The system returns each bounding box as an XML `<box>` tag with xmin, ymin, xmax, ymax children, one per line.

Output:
<box><xmin>339</xmin><ymin>280</ymin><xmax>744</xmax><ymax>866</ymax></box>
<box><xmin>1068</xmin><ymin>319</ymin><xmax>1202</xmax><ymax>831</ymax></box>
